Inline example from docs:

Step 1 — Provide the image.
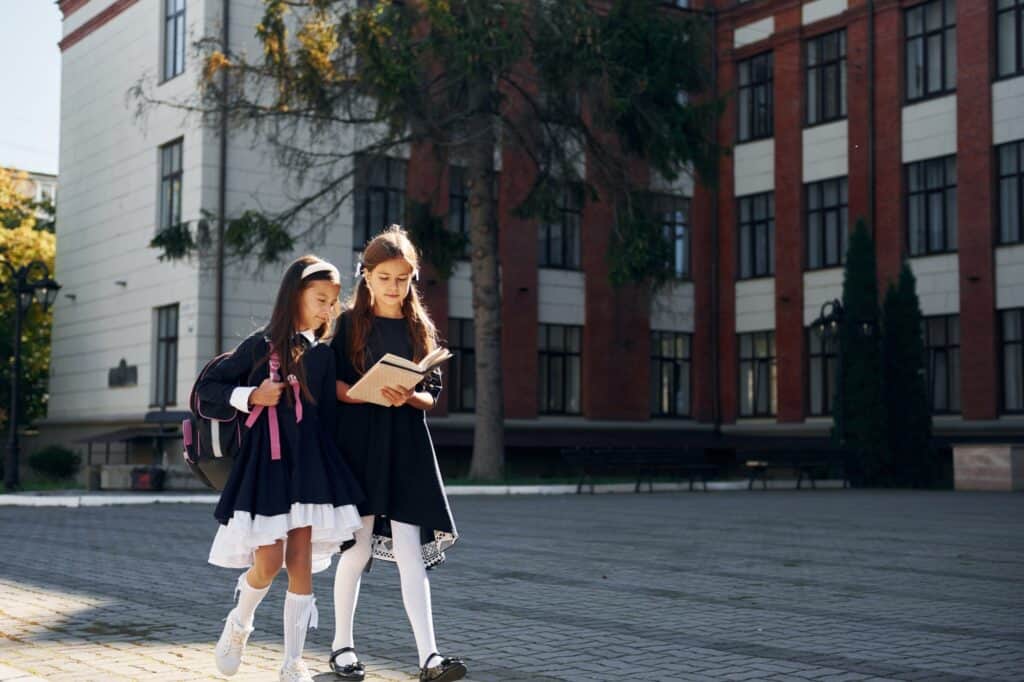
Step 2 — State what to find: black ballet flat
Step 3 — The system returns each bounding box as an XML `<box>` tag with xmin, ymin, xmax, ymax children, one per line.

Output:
<box><xmin>329</xmin><ymin>647</ymin><xmax>366</xmax><ymax>681</ymax></box>
<box><xmin>419</xmin><ymin>653</ymin><xmax>467</xmax><ymax>682</ymax></box>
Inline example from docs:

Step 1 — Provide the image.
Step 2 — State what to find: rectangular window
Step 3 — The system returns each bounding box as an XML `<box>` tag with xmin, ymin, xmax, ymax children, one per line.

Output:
<box><xmin>906</xmin><ymin>156</ymin><xmax>957</xmax><ymax>256</ymax></box>
<box><xmin>162</xmin><ymin>0</ymin><xmax>186</xmax><ymax>81</ymax></box>
<box><xmin>1002</xmin><ymin>309</ymin><xmax>1024</xmax><ymax>412</ymax></box>
<box><xmin>652</xmin><ymin>194</ymin><xmax>691</xmax><ymax>279</ymax></box>
<box><xmin>158</xmin><ymin>139</ymin><xmax>183</xmax><ymax>233</ymax></box>
<box><xmin>923</xmin><ymin>314</ymin><xmax>961</xmax><ymax>414</ymax></box>
<box><xmin>805</xmin><ymin>30</ymin><xmax>847</xmax><ymax>126</ymax></box>
<box><xmin>998</xmin><ymin>140</ymin><xmax>1024</xmax><ymax>245</ymax></box>
<box><xmin>353</xmin><ymin>155</ymin><xmax>406</xmax><ymax>249</ymax></box>
<box><xmin>650</xmin><ymin>331</ymin><xmax>692</xmax><ymax>417</ymax></box>
<box><xmin>905</xmin><ymin>0</ymin><xmax>956</xmax><ymax>101</ymax></box>
<box><xmin>538</xmin><ymin>324</ymin><xmax>582</xmax><ymax>415</ymax></box>
<box><xmin>153</xmin><ymin>304</ymin><xmax>179</xmax><ymax>407</ymax></box>
<box><xmin>448</xmin><ymin>318</ymin><xmax>475</xmax><ymax>413</ymax></box>
<box><xmin>737</xmin><ymin>52</ymin><xmax>773</xmax><ymax>143</ymax></box>
<box><xmin>806</xmin><ymin>177</ymin><xmax>849</xmax><ymax>269</ymax></box>
<box><xmin>997</xmin><ymin>0</ymin><xmax>1024</xmax><ymax>79</ymax></box>
<box><xmin>737</xmin><ymin>192</ymin><xmax>775</xmax><ymax>279</ymax></box>
<box><xmin>738</xmin><ymin>331</ymin><xmax>777</xmax><ymax>417</ymax></box>
<box><xmin>807</xmin><ymin>327</ymin><xmax>837</xmax><ymax>416</ymax></box>
<box><xmin>538</xmin><ymin>184</ymin><xmax>582</xmax><ymax>270</ymax></box>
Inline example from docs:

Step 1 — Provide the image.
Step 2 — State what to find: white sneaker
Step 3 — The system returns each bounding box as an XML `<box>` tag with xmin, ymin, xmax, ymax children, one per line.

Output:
<box><xmin>279</xmin><ymin>658</ymin><xmax>315</xmax><ymax>682</ymax></box>
<box><xmin>214</xmin><ymin>612</ymin><xmax>253</xmax><ymax>676</ymax></box>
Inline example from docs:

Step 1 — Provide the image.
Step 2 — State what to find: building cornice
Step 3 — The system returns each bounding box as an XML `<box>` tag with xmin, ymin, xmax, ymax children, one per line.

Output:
<box><xmin>59</xmin><ymin>0</ymin><xmax>139</xmax><ymax>52</ymax></box>
<box><xmin>58</xmin><ymin>0</ymin><xmax>91</xmax><ymax>19</ymax></box>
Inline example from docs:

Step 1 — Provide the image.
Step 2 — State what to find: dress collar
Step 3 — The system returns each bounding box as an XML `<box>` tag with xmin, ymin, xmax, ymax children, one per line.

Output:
<box><xmin>297</xmin><ymin>329</ymin><xmax>317</xmax><ymax>346</ymax></box>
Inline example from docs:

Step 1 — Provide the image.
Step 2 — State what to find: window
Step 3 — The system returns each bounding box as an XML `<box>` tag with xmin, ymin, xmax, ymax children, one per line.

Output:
<box><xmin>998</xmin><ymin>140</ymin><xmax>1024</xmax><ymax>245</ymax></box>
<box><xmin>448</xmin><ymin>318</ymin><xmax>475</xmax><ymax>413</ymax></box>
<box><xmin>806</xmin><ymin>177</ymin><xmax>848</xmax><ymax>269</ymax></box>
<box><xmin>1002</xmin><ymin>309</ymin><xmax>1024</xmax><ymax>412</ymax></box>
<box><xmin>924</xmin><ymin>315</ymin><xmax>960</xmax><ymax>413</ymax></box>
<box><xmin>739</xmin><ymin>331</ymin><xmax>777</xmax><ymax>417</ymax></box>
<box><xmin>997</xmin><ymin>0</ymin><xmax>1024</xmax><ymax>78</ymax></box>
<box><xmin>538</xmin><ymin>184</ymin><xmax>582</xmax><ymax>269</ymax></box>
<box><xmin>353</xmin><ymin>155</ymin><xmax>406</xmax><ymax>249</ymax></box>
<box><xmin>153</xmin><ymin>304</ymin><xmax>179</xmax><ymax>407</ymax></box>
<box><xmin>805</xmin><ymin>30</ymin><xmax>847</xmax><ymax>126</ymax></box>
<box><xmin>737</xmin><ymin>52</ymin><xmax>773</xmax><ymax>142</ymax></box>
<box><xmin>737</xmin><ymin>192</ymin><xmax>774</xmax><ymax>279</ymax></box>
<box><xmin>538</xmin><ymin>324</ymin><xmax>582</xmax><ymax>414</ymax></box>
<box><xmin>905</xmin><ymin>0</ymin><xmax>956</xmax><ymax>102</ymax></box>
<box><xmin>807</xmin><ymin>327</ymin><xmax>837</xmax><ymax>417</ymax></box>
<box><xmin>652</xmin><ymin>194</ymin><xmax>691</xmax><ymax>279</ymax></box>
<box><xmin>906</xmin><ymin>156</ymin><xmax>957</xmax><ymax>256</ymax></box>
<box><xmin>158</xmin><ymin>139</ymin><xmax>183</xmax><ymax>233</ymax></box>
<box><xmin>650</xmin><ymin>331</ymin><xmax>691</xmax><ymax>417</ymax></box>
<box><xmin>162</xmin><ymin>0</ymin><xmax>186</xmax><ymax>81</ymax></box>
<box><xmin>448</xmin><ymin>166</ymin><xmax>498</xmax><ymax>258</ymax></box>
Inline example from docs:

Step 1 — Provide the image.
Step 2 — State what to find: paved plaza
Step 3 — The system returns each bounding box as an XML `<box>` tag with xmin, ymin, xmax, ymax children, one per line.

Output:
<box><xmin>0</xmin><ymin>491</ymin><xmax>1022</xmax><ymax>681</ymax></box>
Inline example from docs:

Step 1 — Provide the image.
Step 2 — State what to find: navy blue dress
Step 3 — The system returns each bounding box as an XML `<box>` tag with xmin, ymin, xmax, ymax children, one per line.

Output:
<box><xmin>199</xmin><ymin>331</ymin><xmax>365</xmax><ymax>573</ymax></box>
<box><xmin>331</xmin><ymin>313</ymin><xmax>458</xmax><ymax>569</ymax></box>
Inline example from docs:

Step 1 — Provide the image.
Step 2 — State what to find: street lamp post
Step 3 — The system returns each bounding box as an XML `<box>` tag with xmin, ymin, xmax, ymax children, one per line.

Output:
<box><xmin>1</xmin><ymin>259</ymin><xmax>61</xmax><ymax>491</ymax></box>
<box><xmin>816</xmin><ymin>298</ymin><xmax>845</xmax><ymax>446</ymax></box>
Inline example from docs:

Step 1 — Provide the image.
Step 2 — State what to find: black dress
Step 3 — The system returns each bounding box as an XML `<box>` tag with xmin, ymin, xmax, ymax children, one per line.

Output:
<box><xmin>200</xmin><ymin>331</ymin><xmax>365</xmax><ymax>573</ymax></box>
<box><xmin>331</xmin><ymin>313</ymin><xmax>458</xmax><ymax>569</ymax></box>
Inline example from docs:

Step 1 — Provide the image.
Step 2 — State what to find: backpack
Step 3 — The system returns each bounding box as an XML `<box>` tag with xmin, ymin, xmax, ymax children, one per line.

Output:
<box><xmin>181</xmin><ymin>353</ymin><xmax>244</xmax><ymax>491</ymax></box>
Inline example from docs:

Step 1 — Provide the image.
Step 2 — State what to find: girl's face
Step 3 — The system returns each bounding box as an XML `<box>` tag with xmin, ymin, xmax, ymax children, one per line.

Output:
<box><xmin>297</xmin><ymin>279</ymin><xmax>340</xmax><ymax>331</ymax></box>
<box><xmin>366</xmin><ymin>257</ymin><xmax>414</xmax><ymax>314</ymax></box>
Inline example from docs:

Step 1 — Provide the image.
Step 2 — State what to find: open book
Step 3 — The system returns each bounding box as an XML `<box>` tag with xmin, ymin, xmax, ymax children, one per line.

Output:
<box><xmin>347</xmin><ymin>346</ymin><xmax>452</xmax><ymax>407</ymax></box>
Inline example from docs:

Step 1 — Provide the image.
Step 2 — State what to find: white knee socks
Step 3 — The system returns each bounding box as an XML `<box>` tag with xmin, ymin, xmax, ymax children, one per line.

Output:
<box><xmin>331</xmin><ymin>515</ymin><xmax>375</xmax><ymax>665</ymax></box>
<box><xmin>232</xmin><ymin>570</ymin><xmax>270</xmax><ymax>629</ymax></box>
<box><xmin>283</xmin><ymin>591</ymin><xmax>318</xmax><ymax>664</ymax></box>
<box><xmin>391</xmin><ymin>520</ymin><xmax>438</xmax><ymax>668</ymax></box>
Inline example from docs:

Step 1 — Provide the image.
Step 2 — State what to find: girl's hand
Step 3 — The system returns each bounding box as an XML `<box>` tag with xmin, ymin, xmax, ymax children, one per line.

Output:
<box><xmin>251</xmin><ymin>379</ymin><xmax>286</xmax><ymax>407</ymax></box>
<box><xmin>380</xmin><ymin>385</ymin><xmax>415</xmax><ymax>407</ymax></box>
<box><xmin>336</xmin><ymin>380</ymin><xmax>366</xmax><ymax>404</ymax></box>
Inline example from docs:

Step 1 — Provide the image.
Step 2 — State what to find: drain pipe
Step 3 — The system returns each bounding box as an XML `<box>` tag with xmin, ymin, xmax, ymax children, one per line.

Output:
<box><xmin>215</xmin><ymin>0</ymin><xmax>230</xmax><ymax>353</ymax></box>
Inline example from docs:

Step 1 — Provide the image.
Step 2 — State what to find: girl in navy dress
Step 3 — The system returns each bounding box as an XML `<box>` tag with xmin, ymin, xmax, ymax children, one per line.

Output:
<box><xmin>328</xmin><ymin>226</ymin><xmax>465</xmax><ymax>682</ymax></box>
<box><xmin>199</xmin><ymin>255</ymin><xmax>364</xmax><ymax>682</ymax></box>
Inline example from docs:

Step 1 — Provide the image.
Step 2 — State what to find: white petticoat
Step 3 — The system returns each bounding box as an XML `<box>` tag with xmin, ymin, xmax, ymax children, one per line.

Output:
<box><xmin>209</xmin><ymin>502</ymin><xmax>363</xmax><ymax>573</ymax></box>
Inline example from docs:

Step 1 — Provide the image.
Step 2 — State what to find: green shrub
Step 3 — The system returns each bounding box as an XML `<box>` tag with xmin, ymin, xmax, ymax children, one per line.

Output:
<box><xmin>28</xmin><ymin>446</ymin><xmax>81</xmax><ymax>480</ymax></box>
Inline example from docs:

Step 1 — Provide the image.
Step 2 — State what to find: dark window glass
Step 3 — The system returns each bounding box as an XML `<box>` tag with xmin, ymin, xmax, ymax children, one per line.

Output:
<box><xmin>906</xmin><ymin>156</ymin><xmax>957</xmax><ymax>256</ymax></box>
<box><xmin>353</xmin><ymin>155</ymin><xmax>406</xmax><ymax>249</ymax></box>
<box><xmin>538</xmin><ymin>324</ymin><xmax>582</xmax><ymax>414</ymax></box>
<box><xmin>538</xmin><ymin>184</ymin><xmax>582</xmax><ymax>270</ymax></box>
<box><xmin>923</xmin><ymin>314</ymin><xmax>960</xmax><ymax>413</ymax></box>
<box><xmin>650</xmin><ymin>331</ymin><xmax>692</xmax><ymax>417</ymax></box>
<box><xmin>162</xmin><ymin>0</ymin><xmax>186</xmax><ymax>81</ymax></box>
<box><xmin>997</xmin><ymin>0</ymin><xmax>1024</xmax><ymax>78</ymax></box>
<box><xmin>737</xmin><ymin>52</ymin><xmax>773</xmax><ymax>142</ymax></box>
<box><xmin>738</xmin><ymin>192</ymin><xmax>775</xmax><ymax>279</ymax></box>
<box><xmin>905</xmin><ymin>0</ymin><xmax>956</xmax><ymax>101</ymax></box>
<box><xmin>806</xmin><ymin>177</ymin><xmax>849</xmax><ymax>269</ymax></box>
<box><xmin>998</xmin><ymin>140</ymin><xmax>1024</xmax><ymax>244</ymax></box>
<box><xmin>448</xmin><ymin>318</ymin><xmax>475</xmax><ymax>413</ymax></box>
<box><xmin>1002</xmin><ymin>309</ymin><xmax>1024</xmax><ymax>412</ymax></box>
<box><xmin>738</xmin><ymin>330</ymin><xmax>777</xmax><ymax>417</ymax></box>
<box><xmin>153</xmin><ymin>304</ymin><xmax>179</xmax><ymax>407</ymax></box>
<box><xmin>807</xmin><ymin>327</ymin><xmax>838</xmax><ymax>416</ymax></box>
<box><xmin>159</xmin><ymin>139</ymin><xmax>183</xmax><ymax>233</ymax></box>
<box><xmin>652</xmin><ymin>194</ymin><xmax>691</xmax><ymax>279</ymax></box>
<box><xmin>805</xmin><ymin>30</ymin><xmax>847</xmax><ymax>125</ymax></box>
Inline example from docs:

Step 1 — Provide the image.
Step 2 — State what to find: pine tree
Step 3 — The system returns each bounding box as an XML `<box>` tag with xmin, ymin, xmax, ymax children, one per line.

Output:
<box><xmin>882</xmin><ymin>264</ymin><xmax>933</xmax><ymax>487</ymax></box>
<box><xmin>837</xmin><ymin>220</ymin><xmax>887</xmax><ymax>485</ymax></box>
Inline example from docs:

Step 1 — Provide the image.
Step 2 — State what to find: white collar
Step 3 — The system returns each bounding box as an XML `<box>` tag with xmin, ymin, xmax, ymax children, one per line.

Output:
<box><xmin>297</xmin><ymin>329</ymin><xmax>317</xmax><ymax>346</ymax></box>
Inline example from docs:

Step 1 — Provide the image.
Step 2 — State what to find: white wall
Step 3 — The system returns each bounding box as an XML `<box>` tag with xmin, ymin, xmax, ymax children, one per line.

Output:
<box><xmin>537</xmin><ymin>269</ymin><xmax>585</xmax><ymax>326</ymax></box>
<box><xmin>802</xmin><ymin>0</ymin><xmax>847</xmax><ymax>25</ymax></box>
<box><xmin>902</xmin><ymin>95</ymin><xmax>957</xmax><ymax>163</ymax></box>
<box><xmin>803</xmin><ymin>120</ymin><xmax>847</xmax><ymax>183</ymax></box>
<box><xmin>996</xmin><ymin>245</ymin><xmax>1024</xmax><ymax>310</ymax></box>
<box><xmin>735</xmin><ymin>279</ymin><xmax>775</xmax><ymax>333</ymax></box>
<box><xmin>734</xmin><ymin>17</ymin><xmax>774</xmax><ymax>49</ymax></box>
<box><xmin>803</xmin><ymin>269</ymin><xmax>843</xmax><ymax>326</ymax></box>
<box><xmin>908</xmin><ymin>254</ymin><xmax>960</xmax><ymax>316</ymax></box>
<box><xmin>993</xmin><ymin>76</ymin><xmax>1024</xmax><ymax>146</ymax></box>
<box><xmin>650</xmin><ymin>282</ymin><xmax>695</xmax><ymax>333</ymax></box>
<box><xmin>448</xmin><ymin>261</ymin><xmax>473</xmax><ymax>320</ymax></box>
<box><xmin>734</xmin><ymin>138</ymin><xmax>775</xmax><ymax>197</ymax></box>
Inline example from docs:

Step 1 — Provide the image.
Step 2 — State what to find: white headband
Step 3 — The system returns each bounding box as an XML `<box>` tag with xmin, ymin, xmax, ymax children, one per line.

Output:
<box><xmin>301</xmin><ymin>261</ymin><xmax>340</xmax><ymax>281</ymax></box>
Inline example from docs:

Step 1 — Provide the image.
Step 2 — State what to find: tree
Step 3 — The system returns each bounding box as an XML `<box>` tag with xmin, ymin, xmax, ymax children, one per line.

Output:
<box><xmin>135</xmin><ymin>0</ymin><xmax>720</xmax><ymax>479</ymax></box>
<box><xmin>837</xmin><ymin>220</ymin><xmax>886</xmax><ymax>485</ymax></box>
<box><xmin>0</xmin><ymin>168</ymin><xmax>58</xmax><ymax>436</ymax></box>
<box><xmin>882</xmin><ymin>263</ymin><xmax>933</xmax><ymax>487</ymax></box>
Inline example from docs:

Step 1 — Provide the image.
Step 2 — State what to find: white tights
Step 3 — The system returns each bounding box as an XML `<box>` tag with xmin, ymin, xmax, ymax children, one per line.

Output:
<box><xmin>332</xmin><ymin>516</ymin><xmax>438</xmax><ymax>667</ymax></box>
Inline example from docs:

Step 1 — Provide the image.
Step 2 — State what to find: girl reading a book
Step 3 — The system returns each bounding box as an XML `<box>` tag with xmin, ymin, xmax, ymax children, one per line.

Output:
<box><xmin>328</xmin><ymin>225</ymin><xmax>464</xmax><ymax>682</ymax></box>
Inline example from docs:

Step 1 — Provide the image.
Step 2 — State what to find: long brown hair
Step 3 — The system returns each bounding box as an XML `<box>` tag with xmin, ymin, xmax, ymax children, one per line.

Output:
<box><xmin>256</xmin><ymin>254</ymin><xmax>341</xmax><ymax>404</ymax></box>
<box><xmin>347</xmin><ymin>225</ymin><xmax>438</xmax><ymax>373</ymax></box>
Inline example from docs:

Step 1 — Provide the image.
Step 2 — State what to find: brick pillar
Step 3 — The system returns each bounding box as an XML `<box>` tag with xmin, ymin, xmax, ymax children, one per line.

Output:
<box><xmin>773</xmin><ymin>9</ymin><xmax>805</xmax><ymax>422</ymax></box>
<box><xmin>846</xmin><ymin>9</ymin><xmax>871</xmax><ymax>227</ymax></box>
<box><xmin>407</xmin><ymin>142</ymin><xmax>450</xmax><ymax>416</ymax></box>
<box><xmin>717</xmin><ymin>33</ymin><xmax>739</xmax><ymax>424</ymax></box>
<box><xmin>873</xmin><ymin>2</ymin><xmax>903</xmax><ymax>288</ymax></box>
<box><xmin>957</xmin><ymin>1</ymin><xmax>998</xmax><ymax>419</ymax></box>
<box><xmin>691</xmin><ymin>181</ymin><xmax>716</xmax><ymax>423</ymax></box>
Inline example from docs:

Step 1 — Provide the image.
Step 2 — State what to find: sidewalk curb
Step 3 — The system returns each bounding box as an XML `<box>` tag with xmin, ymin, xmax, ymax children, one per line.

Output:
<box><xmin>0</xmin><ymin>479</ymin><xmax>847</xmax><ymax>507</ymax></box>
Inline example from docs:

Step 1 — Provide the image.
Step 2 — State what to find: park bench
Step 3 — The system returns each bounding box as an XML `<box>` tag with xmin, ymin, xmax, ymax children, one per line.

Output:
<box><xmin>560</xmin><ymin>447</ymin><xmax>718</xmax><ymax>494</ymax></box>
<box><xmin>744</xmin><ymin>449</ymin><xmax>849</xmax><ymax>490</ymax></box>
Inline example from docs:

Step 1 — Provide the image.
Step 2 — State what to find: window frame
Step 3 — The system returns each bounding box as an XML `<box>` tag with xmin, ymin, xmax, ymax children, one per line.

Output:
<box><xmin>905</xmin><ymin>155</ymin><xmax>958</xmax><ymax>257</ymax></box>
<box><xmin>1001</xmin><ymin>308</ymin><xmax>1024</xmax><ymax>413</ymax></box>
<box><xmin>904</xmin><ymin>0</ymin><xmax>957</xmax><ymax>103</ymax></box>
<box><xmin>651</xmin><ymin>194</ymin><xmax>692</xmax><ymax>280</ymax></box>
<box><xmin>161</xmin><ymin>0</ymin><xmax>186</xmax><ymax>83</ymax></box>
<box><xmin>158</xmin><ymin>138</ymin><xmax>183</xmax><ymax>234</ymax></box>
<box><xmin>151</xmin><ymin>304</ymin><xmax>180</xmax><ymax>407</ymax></box>
<box><xmin>353</xmin><ymin>155</ymin><xmax>407</xmax><ymax>250</ymax></box>
<box><xmin>737</xmin><ymin>192</ymin><xmax>775</xmax><ymax>280</ymax></box>
<box><xmin>738</xmin><ymin>330</ymin><xmax>777</xmax><ymax>417</ymax></box>
<box><xmin>447</xmin><ymin>318</ymin><xmax>476</xmax><ymax>413</ymax></box>
<box><xmin>804</xmin><ymin>29</ymin><xmax>847</xmax><ymax>127</ymax></box>
<box><xmin>807</xmin><ymin>326</ymin><xmax>838</xmax><ymax>417</ymax></box>
<box><xmin>998</xmin><ymin>140</ymin><xmax>1024</xmax><ymax>245</ymax></box>
<box><xmin>805</xmin><ymin>176</ymin><xmax>849</xmax><ymax>270</ymax></box>
<box><xmin>538</xmin><ymin>183</ymin><xmax>583</xmax><ymax>271</ymax></box>
<box><xmin>538</xmin><ymin>323</ymin><xmax>583</xmax><ymax>415</ymax></box>
<box><xmin>996</xmin><ymin>0</ymin><xmax>1024</xmax><ymax>80</ymax></box>
<box><xmin>923</xmin><ymin>314</ymin><xmax>961</xmax><ymax>414</ymax></box>
<box><xmin>737</xmin><ymin>51</ymin><xmax>774</xmax><ymax>143</ymax></box>
<box><xmin>650</xmin><ymin>330</ymin><xmax>692</xmax><ymax>418</ymax></box>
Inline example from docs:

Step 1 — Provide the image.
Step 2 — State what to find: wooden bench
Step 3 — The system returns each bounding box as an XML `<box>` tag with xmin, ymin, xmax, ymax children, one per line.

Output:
<box><xmin>744</xmin><ymin>450</ymin><xmax>849</xmax><ymax>490</ymax></box>
<box><xmin>561</xmin><ymin>447</ymin><xmax>718</xmax><ymax>494</ymax></box>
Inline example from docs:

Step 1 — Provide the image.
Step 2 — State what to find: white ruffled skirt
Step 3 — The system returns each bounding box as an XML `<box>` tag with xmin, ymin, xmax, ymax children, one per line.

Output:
<box><xmin>209</xmin><ymin>502</ymin><xmax>363</xmax><ymax>573</ymax></box>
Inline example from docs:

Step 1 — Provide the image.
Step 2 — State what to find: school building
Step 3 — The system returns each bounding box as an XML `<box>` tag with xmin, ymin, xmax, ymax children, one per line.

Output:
<box><xmin>41</xmin><ymin>0</ymin><xmax>1024</xmax><ymax>479</ymax></box>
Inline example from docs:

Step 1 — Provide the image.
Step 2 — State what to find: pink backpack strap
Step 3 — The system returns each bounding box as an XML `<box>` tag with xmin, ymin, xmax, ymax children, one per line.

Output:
<box><xmin>243</xmin><ymin>348</ymin><xmax>303</xmax><ymax>461</ymax></box>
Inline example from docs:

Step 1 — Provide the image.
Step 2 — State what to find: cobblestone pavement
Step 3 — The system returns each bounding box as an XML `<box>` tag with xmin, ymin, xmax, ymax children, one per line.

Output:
<box><xmin>0</xmin><ymin>491</ymin><xmax>1022</xmax><ymax>681</ymax></box>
